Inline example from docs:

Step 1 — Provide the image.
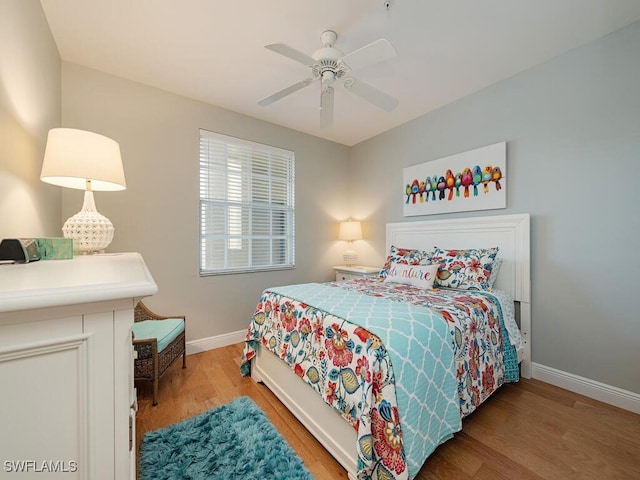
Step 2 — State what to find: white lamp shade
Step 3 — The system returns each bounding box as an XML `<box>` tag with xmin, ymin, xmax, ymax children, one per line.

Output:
<box><xmin>338</xmin><ymin>221</ymin><xmax>363</xmax><ymax>241</ymax></box>
<box><xmin>40</xmin><ymin>128</ymin><xmax>126</xmax><ymax>191</ymax></box>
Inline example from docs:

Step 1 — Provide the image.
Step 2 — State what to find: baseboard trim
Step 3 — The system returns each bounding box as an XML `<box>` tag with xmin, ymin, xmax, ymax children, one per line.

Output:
<box><xmin>186</xmin><ymin>330</ymin><xmax>246</xmax><ymax>356</ymax></box>
<box><xmin>532</xmin><ymin>362</ymin><xmax>640</xmax><ymax>414</ymax></box>
<box><xmin>185</xmin><ymin>338</ymin><xmax>640</xmax><ymax>415</ymax></box>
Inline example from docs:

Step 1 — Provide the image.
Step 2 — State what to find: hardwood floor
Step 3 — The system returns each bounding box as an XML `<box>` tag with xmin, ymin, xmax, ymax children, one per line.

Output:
<box><xmin>136</xmin><ymin>344</ymin><xmax>640</xmax><ymax>479</ymax></box>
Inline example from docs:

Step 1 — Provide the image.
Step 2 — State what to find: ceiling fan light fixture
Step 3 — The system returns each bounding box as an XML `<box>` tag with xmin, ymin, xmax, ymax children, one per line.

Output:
<box><xmin>321</xmin><ymin>70</ymin><xmax>336</xmax><ymax>85</ymax></box>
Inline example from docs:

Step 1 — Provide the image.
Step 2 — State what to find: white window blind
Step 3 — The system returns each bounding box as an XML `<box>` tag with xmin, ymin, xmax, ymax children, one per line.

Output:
<box><xmin>199</xmin><ymin>129</ymin><xmax>295</xmax><ymax>275</ymax></box>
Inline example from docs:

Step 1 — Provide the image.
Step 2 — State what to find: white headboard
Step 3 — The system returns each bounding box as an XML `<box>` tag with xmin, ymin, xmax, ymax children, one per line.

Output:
<box><xmin>386</xmin><ymin>213</ymin><xmax>531</xmax><ymax>377</ymax></box>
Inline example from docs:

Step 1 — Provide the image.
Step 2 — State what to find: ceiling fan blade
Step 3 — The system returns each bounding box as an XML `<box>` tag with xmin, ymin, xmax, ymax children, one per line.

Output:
<box><xmin>320</xmin><ymin>86</ymin><xmax>334</xmax><ymax>128</ymax></box>
<box><xmin>339</xmin><ymin>38</ymin><xmax>396</xmax><ymax>72</ymax></box>
<box><xmin>265</xmin><ymin>43</ymin><xmax>316</xmax><ymax>66</ymax></box>
<box><xmin>343</xmin><ymin>77</ymin><xmax>398</xmax><ymax>112</ymax></box>
<box><xmin>258</xmin><ymin>78</ymin><xmax>315</xmax><ymax>106</ymax></box>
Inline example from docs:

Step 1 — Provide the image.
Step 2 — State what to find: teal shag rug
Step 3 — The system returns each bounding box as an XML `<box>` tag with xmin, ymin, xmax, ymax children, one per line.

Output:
<box><xmin>139</xmin><ymin>396</ymin><xmax>315</xmax><ymax>480</ymax></box>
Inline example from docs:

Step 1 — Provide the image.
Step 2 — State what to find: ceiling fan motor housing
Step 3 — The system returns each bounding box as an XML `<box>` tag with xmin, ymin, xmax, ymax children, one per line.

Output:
<box><xmin>313</xmin><ymin>30</ymin><xmax>344</xmax><ymax>85</ymax></box>
<box><xmin>313</xmin><ymin>31</ymin><xmax>347</xmax><ymax>85</ymax></box>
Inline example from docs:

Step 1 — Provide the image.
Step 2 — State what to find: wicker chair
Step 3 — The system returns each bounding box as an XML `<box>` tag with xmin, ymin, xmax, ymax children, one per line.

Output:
<box><xmin>132</xmin><ymin>301</ymin><xmax>186</xmax><ymax>406</ymax></box>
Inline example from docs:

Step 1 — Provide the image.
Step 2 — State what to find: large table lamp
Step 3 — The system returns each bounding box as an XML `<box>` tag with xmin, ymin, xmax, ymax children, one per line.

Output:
<box><xmin>338</xmin><ymin>220</ymin><xmax>362</xmax><ymax>266</ymax></box>
<box><xmin>40</xmin><ymin>128</ymin><xmax>126</xmax><ymax>254</ymax></box>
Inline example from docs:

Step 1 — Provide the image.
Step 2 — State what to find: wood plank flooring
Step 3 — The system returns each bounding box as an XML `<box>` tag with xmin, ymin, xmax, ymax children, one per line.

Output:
<box><xmin>136</xmin><ymin>343</ymin><xmax>640</xmax><ymax>479</ymax></box>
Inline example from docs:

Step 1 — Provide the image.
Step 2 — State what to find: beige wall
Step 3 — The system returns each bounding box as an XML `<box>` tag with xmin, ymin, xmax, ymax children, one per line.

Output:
<box><xmin>0</xmin><ymin>0</ymin><xmax>61</xmax><ymax>239</ymax></box>
<box><xmin>61</xmin><ymin>63</ymin><xmax>351</xmax><ymax>340</ymax></box>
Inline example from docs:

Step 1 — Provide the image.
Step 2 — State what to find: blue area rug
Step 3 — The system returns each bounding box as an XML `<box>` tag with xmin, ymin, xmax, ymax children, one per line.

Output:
<box><xmin>139</xmin><ymin>396</ymin><xmax>315</xmax><ymax>480</ymax></box>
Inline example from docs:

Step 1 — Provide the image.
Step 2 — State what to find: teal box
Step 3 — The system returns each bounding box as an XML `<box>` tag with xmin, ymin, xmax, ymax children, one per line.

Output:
<box><xmin>36</xmin><ymin>237</ymin><xmax>73</xmax><ymax>260</ymax></box>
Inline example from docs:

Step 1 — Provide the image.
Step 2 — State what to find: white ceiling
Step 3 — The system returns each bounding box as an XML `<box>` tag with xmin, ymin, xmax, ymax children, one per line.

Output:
<box><xmin>40</xmin><ymin>0</ymin><xmax>640</xmax><ymax>146</ymax></box>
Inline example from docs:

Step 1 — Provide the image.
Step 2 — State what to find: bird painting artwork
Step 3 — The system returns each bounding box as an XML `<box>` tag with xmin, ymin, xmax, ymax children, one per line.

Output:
<box><xmin>437</xmin><ymin>176</ymin><xmax>446</xmax><ymax>200</ymax></box>
<box><xmin>405</xmin><ymin>164</ymin><xmax>505</xmax><ymax>203</ymax></box>
<box><xmin>461</xmin><ymin>167</ymin><xmax>473</xmax><ymax>198</ymax></box>
<box><xmin>425</xmin><ymin>177</ymin><xmax>433</xmax><ymax>202</ymax></box>
<box><xmin>472</xmin><ymin>165</ymin><xmax>482</xmax><ymax>196</ymax></box>
<box><xmin>430</xmin><ymin>175</ymin><xmax>438</xmax><ymax>201</ymax></box>
<box><xmin>404</xmin><ymin>178</ymin><xmax>421</xmax><ymax>204</ymax></box>
<box><xmin>402</xmin><ymin>142</ymin><xmax>506</xmax><ymax>217</ymax></box>
<box><xmin>492</xmin><ymin>166</ymin><xmax>502</xmax><ymax>191</ymax></box>
<box><xmin>446</xmin><ymin>169</ymin><xmax>455</xmax><ymax>200</ymax></box>
<box><xmin>411</xmin><ymin>179</ymin><xmax>419</xmax><ymax>203</ymax></box>
<box><xmin>482</xmin><ymin>165</ymin><xmax>493</xmax><ymax>193</ymax></box>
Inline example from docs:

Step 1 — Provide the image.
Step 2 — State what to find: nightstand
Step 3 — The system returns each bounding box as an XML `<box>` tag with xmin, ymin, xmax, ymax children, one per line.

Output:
<box><xmin>333</xmin><ymin>265</ymin><xmax>380</xmax><ymax>282</ymax></box>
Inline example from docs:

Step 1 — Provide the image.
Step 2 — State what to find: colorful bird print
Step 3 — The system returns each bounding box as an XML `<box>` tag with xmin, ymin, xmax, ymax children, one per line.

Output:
<box><xmin>418</xmin><ymin>180</ymin><xmax>426</xmax><ymax>202</ymax></box>
<box><xmin>411</xmin><ymin>179</ymin><xmax>420</xmax><ymax>203</ymax></box>
<box><xmin>437</xmin><ymin>176</ymin><xmax>446</xmax><ymax>200</ymax></box>
<box><xmin>407</xmin><ymin>163</ymin><xmax>503</xmax><ymax>206</ymax></box>
<box><xmin>445</xmin><ymin>169</ymin><xmax>456</xmax><ymax>200</ymax></box>
<box><xmin>424</xmin><ymin>177</ymin><xmax>432</xmax><ymax>202</ymax></box>
<box><xmin>461</xmin><ymin>167</ymin><xmax>473</xmax><ymax>198</ymax></box>
<box><xmin>472</xmin><ymin>165</ymin><xmax>482</xmax><ymax>196</ymax></box>
<box><xmin>430</xmin><ymin>175</ymin><xmax>438</xmax><ymax>201</ymax></box>
<box><xmin>482</xmin><ymin>165</ymin><xmax>493</xmax><ymax>193</ymax></box>
<box><xmin>492</xmin><ymin>166</ymin><xmax>503</xmax><ymax>191</ymax></box>
<box><xmin>454</xmin><ymin>172</ymin><xmax>462</xmax><ymax>197</ymax></box>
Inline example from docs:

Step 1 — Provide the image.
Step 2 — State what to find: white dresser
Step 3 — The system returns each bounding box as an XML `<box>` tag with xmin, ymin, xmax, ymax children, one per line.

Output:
<box><xmin>0</xmin><ymin>253</ymin><xmax>157</xmax><ymax>479</ymax></box>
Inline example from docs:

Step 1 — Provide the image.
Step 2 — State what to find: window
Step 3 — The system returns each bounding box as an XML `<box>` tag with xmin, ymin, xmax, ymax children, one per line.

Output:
<box><xmin>199</xmin><ymin>129</ymin><xmax>295</xmax><ymax>275</ymax></box>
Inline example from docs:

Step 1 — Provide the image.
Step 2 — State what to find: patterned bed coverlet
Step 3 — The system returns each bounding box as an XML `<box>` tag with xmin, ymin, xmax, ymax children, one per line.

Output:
<box><xmin>241</xmin><ymin>280</ymin><xmax>518</xmax><ymax>480</ymax></box>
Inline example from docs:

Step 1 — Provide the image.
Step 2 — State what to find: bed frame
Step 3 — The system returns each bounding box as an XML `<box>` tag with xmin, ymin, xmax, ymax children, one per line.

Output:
<box><xmin>251</xmin><ymin>213</ymin><xmax>531</xmax><ymax>479</ymax></box>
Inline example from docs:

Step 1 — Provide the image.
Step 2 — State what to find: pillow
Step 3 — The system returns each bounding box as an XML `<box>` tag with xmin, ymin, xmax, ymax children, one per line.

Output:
<box><xmin>419</xmin><ymin>250</ymin><xmax>434</xmax><ymax>265</ymax></box>
<box><xmin>378</xmin><ymin>245</ymin><xmax>425</xmax><ymax>278</ymax></box>
<box><xmin>384</xmin><ymin>262</ymin><xmax>439</xmax><ymax>289</ymax></box>
<box><xmin>487</xmin><ymin>257</ymin><xmax>503</xmax><ymax>289</ymax></box>
<box><xmin>432</xmin><ymin>246</ymin><xmax>499</xmax><ymax>290</ymax></box>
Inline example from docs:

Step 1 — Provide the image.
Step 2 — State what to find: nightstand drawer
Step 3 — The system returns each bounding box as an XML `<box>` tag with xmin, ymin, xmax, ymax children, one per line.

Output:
<box><xmin>333</xmin><ymin>266</ymin><xmax>380</xmax><ymax>282</ymax></box>
<box><xmin>336</xmin><ymin>272</ymin><xmax>359</xmax><ymax>282</ymax></box>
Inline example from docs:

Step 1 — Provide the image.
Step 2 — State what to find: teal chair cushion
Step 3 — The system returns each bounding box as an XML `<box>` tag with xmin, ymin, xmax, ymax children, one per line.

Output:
<box><xmin>132</xmin><ymin>318</ymin><xmax>185</xmax><ymax>353</ymax></box>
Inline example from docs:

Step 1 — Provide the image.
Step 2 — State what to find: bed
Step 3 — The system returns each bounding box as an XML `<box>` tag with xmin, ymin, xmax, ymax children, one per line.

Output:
<box><xmin>241</xmin><ymin>213</ymin><xmax>530</xmax><ymax>480</ymax></box>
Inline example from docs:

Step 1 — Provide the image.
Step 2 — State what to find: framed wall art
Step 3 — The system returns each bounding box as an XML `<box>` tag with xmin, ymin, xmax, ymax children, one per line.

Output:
<box><xmin>403</xmin><ymin>142</ymin><xmax>506</xmax><ymax>217</ymax></box>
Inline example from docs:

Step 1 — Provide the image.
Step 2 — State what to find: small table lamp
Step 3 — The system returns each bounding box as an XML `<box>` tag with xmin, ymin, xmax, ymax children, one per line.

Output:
<box><xmin>40</xmin><ymin>128</ymin><xmax>126</xmax><ymax>254</ymax></box>
<box><xmin>338</xmin><ymin>220</ymin><xmax>362</xmax><ymax>266</ymax></box>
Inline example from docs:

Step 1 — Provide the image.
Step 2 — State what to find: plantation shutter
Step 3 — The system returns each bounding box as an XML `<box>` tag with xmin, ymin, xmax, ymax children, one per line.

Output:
<box><xmin>199</xmin><ymin>129</ymin><xmax>295</xmax><ymax>275</ymax></box>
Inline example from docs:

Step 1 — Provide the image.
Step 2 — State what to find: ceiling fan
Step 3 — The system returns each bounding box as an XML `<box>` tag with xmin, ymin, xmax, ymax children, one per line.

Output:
<box><xmin>258</xmin><ymin>30</ymin><xmax>398</xmax><ymax>128</ymax></box>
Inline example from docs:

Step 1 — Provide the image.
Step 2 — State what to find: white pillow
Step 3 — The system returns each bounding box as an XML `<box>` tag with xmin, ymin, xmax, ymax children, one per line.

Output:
<box><xmin>384</xmin><ymin>262</ymin><xmax>439</xmax><ymax>290</ymax></box>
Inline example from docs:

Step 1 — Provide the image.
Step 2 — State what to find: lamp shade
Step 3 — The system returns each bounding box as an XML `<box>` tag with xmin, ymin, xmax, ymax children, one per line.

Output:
<box><xmin>40</xmin><ymin>128</ymin><xmax>126</xmax><ymax>191</ymax></box>
<box><xmin>338</xmin><ymin>220</ymin><xmax>363</xmax><ymax>241</ymax></box>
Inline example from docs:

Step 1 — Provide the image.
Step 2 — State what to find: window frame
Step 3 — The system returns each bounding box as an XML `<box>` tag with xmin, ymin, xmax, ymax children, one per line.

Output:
<box><xmin>199</xmin><ymin>129</ymin><xmax>295</xmax><ymax>276</ymax></box>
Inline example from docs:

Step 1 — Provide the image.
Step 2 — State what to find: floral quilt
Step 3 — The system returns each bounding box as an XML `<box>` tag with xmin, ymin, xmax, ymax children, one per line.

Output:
<box><xmin>336</xmin><ymin>279</ymin><xmax>519</xmax><ymax>413</ymax></box>
<box><xmin>241</xmin><ymin>279</ymin><xmax>518</xmax><ymax>480</ymax></box>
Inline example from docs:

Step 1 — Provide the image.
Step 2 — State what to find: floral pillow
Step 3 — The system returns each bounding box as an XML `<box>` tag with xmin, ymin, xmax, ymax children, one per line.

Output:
<box><xmin>384</xmin><ymin>262</ymin><xmax>439</xmax><ymax>289</ymax></box>
<box><xmin>378</xmin><ymin>245</ymin><xmax>425</xmax><ymax>278</ymax></box>
<box><xmin>419</xmin><ymin>250</ymin><xmax>434</xmax><ymax>265</ymax></box>
<box><xmin>432</xmin><ymin>247</ymin><xmax>499</xmax><ymax>290</ymax></box>
<box><xmin>487</xmin><ymin>257</ymin><xmax>503</xmax><ymax>289</ymax></box>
